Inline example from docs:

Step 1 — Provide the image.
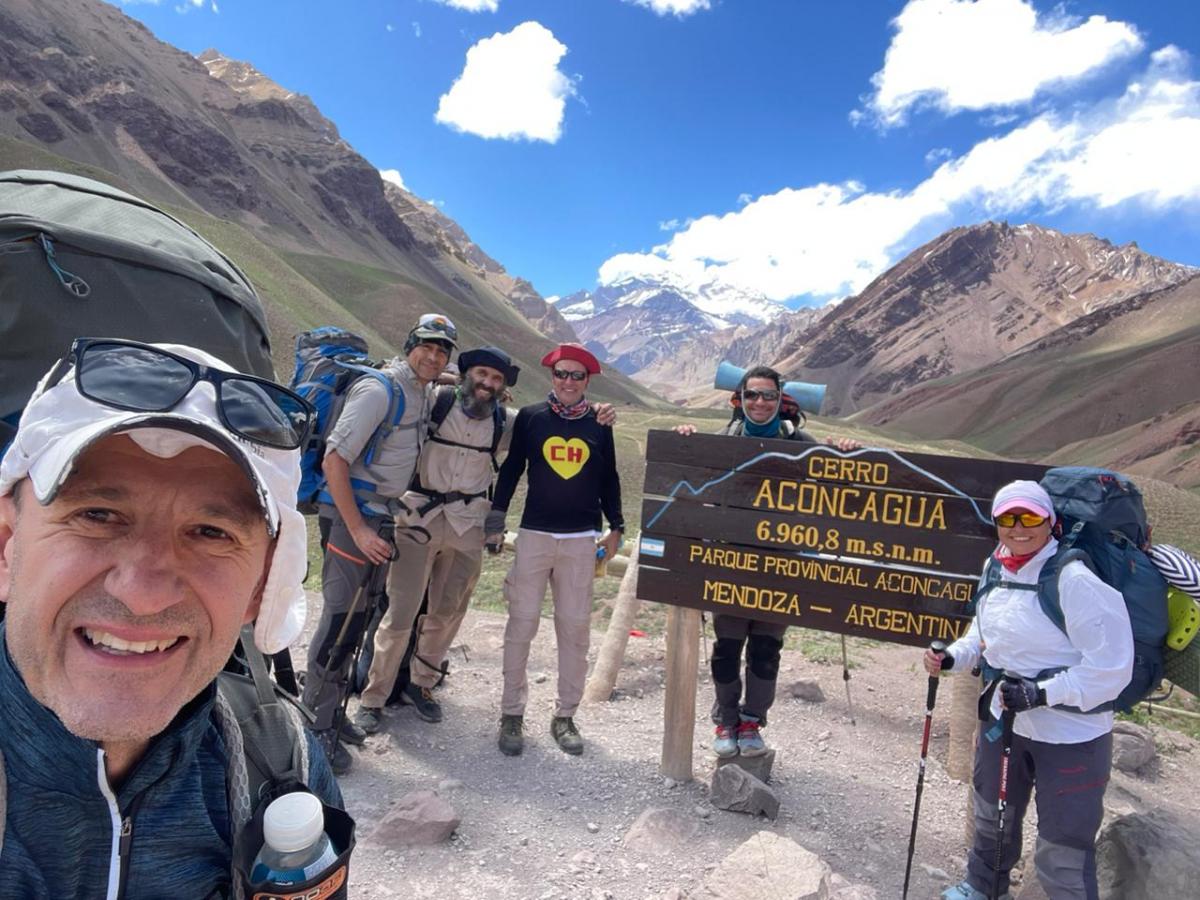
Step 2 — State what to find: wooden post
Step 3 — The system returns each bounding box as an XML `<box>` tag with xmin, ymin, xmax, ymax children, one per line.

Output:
<box><xmin>946</xmin><ymin>671</ymin><xmax>979</xmax><ymax>781</ymax></box>
<box><xmin>947</xmin><ymin>671</ymin><xmax>981</xmax><ymax>847</ymax></box>
<box><xmin>583</xmin><ymin>559</ymin><xmax>641</xmax><ymax>703</ymax></box>
<box><xmin>660</xmin><ymin>604</ymin><xmax>701</xmax><ymax>781</ymax></box>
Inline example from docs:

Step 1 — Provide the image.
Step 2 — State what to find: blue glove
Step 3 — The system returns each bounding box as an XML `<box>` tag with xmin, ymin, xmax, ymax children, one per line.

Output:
<box><xmin>1000</xmin><ymin>677</ymin><xmax>1047</xmax><ymax>712</ymax></box>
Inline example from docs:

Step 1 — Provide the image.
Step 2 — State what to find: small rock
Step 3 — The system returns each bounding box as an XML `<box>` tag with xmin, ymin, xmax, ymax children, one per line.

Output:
<box><xmin>534</xmin><ymin>671</ymin><xmax>549</xmax><ymax>684</ymax></box>
<box><xmin>369</xmin><ymin>791</ymin><xmax>460</xmax><ymax>847</ymax></box>
<box><xmin>710</xmin><ymin>765</ymin><xmax>781</xmax><ymax>820</ymax></box>
<box><xmin>715</xmin><ymin>748</ymin><xmax>776</xmax><ymax>783</ymax></box>
<box><xmin>920</xmin><ymin>864</ymin><xmax>952</xmax><ymax>881</ymax></box>
<box><xmin>622</xmin><ymin>807</ymin><xmax>703</xmax><ymax>852</ymax></box>
<box><xmin>572</xmin><ymin>850</ymin><xmax>597</xmax><ymax>866</ymax></box>
<box><xmin>694</xmin><ymin>805</ymin><xmax>712</xmax><ymax>819</ymax></box>
<box><xmin>1111</xmin><ymin>720</ymin><xmax>1156</xmax><ymax>773</ymax></box>
<box><xmin>587</xmin><ymin>822</ymin><xmax>601</xmax><ymax>834</ymax></box>
<box><xmin>816</xmin><ymin>730</ymin><xmax>833</xmax><ymax>742</ymax></box>
<box><xmin>703</xmin><ymin>831</ymin><xmax>830</xmax><ymax>898</ymax></box>
<box><xmin>789</xmin><ymin>679</ymin><xmax>826</xmax><ymax>702</ymax></box>
<box><xmin>438</xmin><ymin>778</ymin><xmax>464</xmax><ymax>792</ymax></box>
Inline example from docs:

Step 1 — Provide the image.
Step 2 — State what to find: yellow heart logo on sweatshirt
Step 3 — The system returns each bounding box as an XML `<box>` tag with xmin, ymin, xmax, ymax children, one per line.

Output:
<box><xmin>543</xmin><ymin>437</ymin><xmax>590</xmax><ymax>480</ymax></box>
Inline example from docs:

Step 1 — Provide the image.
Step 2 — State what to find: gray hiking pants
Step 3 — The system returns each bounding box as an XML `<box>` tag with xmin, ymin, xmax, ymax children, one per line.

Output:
<box><xmin>710</xmin><ymin>613</ymin><xmax>788</xmax><ymax>727</ymax></box>
<box><xmin>966</xmin><ymin>719</ymin><xmax>1112</xmax><ymax>900</ymax></box>
<box><xmin>303</xmin><ymin>510</ymin><xmax>391</xmax><ymax>731</ymax></box>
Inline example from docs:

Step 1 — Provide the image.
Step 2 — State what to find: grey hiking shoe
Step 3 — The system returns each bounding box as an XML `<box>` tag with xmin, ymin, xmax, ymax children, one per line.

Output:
<box><xmin>551</xmin><ymin>716</ymin><xmax>584</xmax><ymax>755</ymax></box>
<box><xmin>736</xmin><ymin>719</ymin><xmax>768</xmax><ymax>757</ymax></box>
<box><xmin>354</xmin><ymin>705</ymin><xmax>384</xmax><ymax>735</ymax></box>
<box><xmin>339</xmin><ymin>717</ymin><xmax>368</xmax><ymax>746</ymax></box>
<box><xmin>713</xmin><ymin>724</ymin><xmax>738</xmax><ymax>758</ymax></box>
<box><xmin>401</xmin><ymin>682</ymin><xmax>444</xmax><ymax>723</ymax></box>
<box><xmin>498</xmin><ymin>714</ymin><xmax>524</xmax><ymax>756</ymax></box>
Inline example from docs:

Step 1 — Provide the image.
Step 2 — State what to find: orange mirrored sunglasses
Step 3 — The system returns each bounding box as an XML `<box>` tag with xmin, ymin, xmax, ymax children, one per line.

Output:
<box><xmin>994</xmin><ymin>512</ymin><xmax>1049</xmax><ymax>528</ymax></box>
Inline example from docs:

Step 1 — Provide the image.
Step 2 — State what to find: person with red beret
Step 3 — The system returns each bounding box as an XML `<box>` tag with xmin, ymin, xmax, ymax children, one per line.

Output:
<box><xmin>485</xmin><ymin>343</ymin><xmax>623</xmax><ymax>757</ymax></box>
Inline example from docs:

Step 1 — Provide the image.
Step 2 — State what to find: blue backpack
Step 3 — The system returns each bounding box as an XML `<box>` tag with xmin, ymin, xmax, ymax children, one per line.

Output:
<box><xmin>290</xmin><ymin>327</ymin><xmax>404</xmax><ymax>514</ymax></box>
<box><xmin>976</xmin><ymin>466</ymin><xmax>1169</xmax><ymax>713</ymax></box>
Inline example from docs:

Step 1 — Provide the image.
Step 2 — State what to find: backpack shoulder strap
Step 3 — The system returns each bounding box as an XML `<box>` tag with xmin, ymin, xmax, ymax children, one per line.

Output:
<box><xmin>428</xmin><ymin>386</ymin><xmax>457</xmax><ymax>438</ymax></box>
<box><xmin>489</xmin><ymin>403</ymin><xmax>507</xmax><ymax>470</ymax></box>
<box><xmin>215</xmin><ymin>629</ymin><xmax>310</xmax><ymax>831</ymax></box>
<box><xmin>1035</xmin><ymin>546</ymin><xmax>1094</xmax><ymax>636</ymax></box>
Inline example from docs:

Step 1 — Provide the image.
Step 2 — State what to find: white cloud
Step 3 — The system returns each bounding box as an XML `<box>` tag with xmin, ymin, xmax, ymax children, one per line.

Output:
<box><xmin>600</xmin><ymin>50</ymin><xmax>1200</xmax><ymax>303</ymax></box>
<box><xmin>431</xmin><ymin>0</ymin><xmax>500</xmax><ymax>12</ymax></box>
<box><xmin>624</xmin><ymin>0</ymin><xmax>711</xmax><ymax>17</ymax></box>
<box><xmin>379</xmin><ymin>169</ymin><xmax>407</xmax><ymax>191</ymax></box>
<box><xmin>435</xmin><ymin>21</ymin><xmax>577</xmax><ymax>142</ymax></box>
<box><xmin>865</xmin><ymin>0</ymin><xmax>1142</xmax><ymax>127</ymax></box>
<box><xmin>411</xmin><ymin>21</ymin><xmax>421</xmax><ymax>37</ymax></box>
<box><xmin>924</xmin><ymin>147</ymin><xmax>953</xmax><ymax>165</ymax></box>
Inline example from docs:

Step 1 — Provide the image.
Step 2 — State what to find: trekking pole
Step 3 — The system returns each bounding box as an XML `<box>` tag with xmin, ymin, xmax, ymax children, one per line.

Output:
<box><xmin>325</xmin><ymin>524</ymin><xmax>397</xmax><ymax>759</ymax></box>
<box><xmin>840</xmin><ymin>635</ymin><xmax>856</xmax><ymax>726</ymax></box>
<box><xmin>901</xmin><ymin>639</ymin><xmax>946</xmax><ymax>900</ymax></box>
<box><xmin>992</xmin><ymin>704</ymin><xmax>1018</xmax><ymax>900</ymax></box>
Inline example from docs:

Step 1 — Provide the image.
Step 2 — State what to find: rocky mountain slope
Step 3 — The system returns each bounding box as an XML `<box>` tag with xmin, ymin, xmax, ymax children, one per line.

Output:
<box><xmin>771</xmin><ymin>221</ymin><xmax>1194</xmax><ymax>416</ymax></box>
<box><xmin>857</xmin><ymin>272</ymin><xmax>1200</xmax><ymax>488</ymax></box>
<box><xmin>0</xmin><ymin>0</ymin><xmax>641</xmax><ymax>405</ymax></box>
<box><xmin>558</xmin><ymin>276</ymin><xmax>785</xmax><ymax>375</ymax></box>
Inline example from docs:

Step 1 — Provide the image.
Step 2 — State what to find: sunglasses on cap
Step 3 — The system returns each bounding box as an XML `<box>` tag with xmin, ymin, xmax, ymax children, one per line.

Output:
<box><xmin>415</xmin><ymin>313</ymin><xmax>458</xmax><ymax>343</ymax></box>
<box><xmin>552</xmin><ymin>368</ymin><xmax>588</xmax><ymax>382</ymax></box>
<box><xmin>742</xmin><ymin>388</ymin><xmax>780</xmax><ymax>402</ymax></box>
<box><xmin>44</xmin><ymin>338</ymin><xmax>316</xmax><ymax>450</ymax></box>
<box><xmin>994</xmin><ymin>511</ymin><xmax>1049</xmax><ymax>528</ymax></box>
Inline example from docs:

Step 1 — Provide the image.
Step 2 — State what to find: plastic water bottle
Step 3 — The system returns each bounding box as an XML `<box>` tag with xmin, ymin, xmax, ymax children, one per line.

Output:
<box><xmin>594</xmin><ymin>543</ymin><xmax>609</xmax><ymax>578</ymax></box>
<box><xmin>250</xmin><ymin>792</ymin><xmax>339</xmax><ymax>885</ymax></box>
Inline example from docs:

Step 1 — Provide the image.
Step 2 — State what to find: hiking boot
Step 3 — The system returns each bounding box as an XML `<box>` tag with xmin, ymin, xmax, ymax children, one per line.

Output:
<box><xmin>339</xmin><ymin>718</ymin><xmax>368</xmax><ymax>746</ymax></box>
<box><xmin>353</xmin><ymin>705</ymin><xmax>384</xmax><ymax>735</ymax></box>
<box><xmin>316</xmin><ymin>729</ymin><xmax>353</xmax><ymax>776</ymax></box>
<box><xmin>940</xmin><ymin>883</ymin><xmax>1008</xmax><ymax>900</ymax></box>
<box><xmin>498</xmin><ymin>714</ymin><xmax>524</xmax><ymax>756</ymax></box>
<box><xmin>401</xmin><ymin>682</ymin><xmax>443</xmax><ymax>723</ymax></box>
<box><xmin>550</xmin><ymin>716</ymin><xmax>584</xmax><ymax>756</ymax></box>
<box><xmin>941</xmin><ymin>881</ymin><xmax>1010</xmax><ymax>900</ymax></box>
<box><xmin>736</xmin><ymin>719</ymin><xmax>768</xmax><ymax>757</ymax></box>
<box><xmin>712</xmin><ymin>724</ymin><xmax>739</xmax><ymax>758</ymax></box>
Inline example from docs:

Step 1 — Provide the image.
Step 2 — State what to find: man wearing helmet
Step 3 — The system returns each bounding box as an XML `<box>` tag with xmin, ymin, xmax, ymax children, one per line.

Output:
<box><xmin>304</xmin><ymin>313</ymin><xmax>457</xmax><ymax>774</ymax></box>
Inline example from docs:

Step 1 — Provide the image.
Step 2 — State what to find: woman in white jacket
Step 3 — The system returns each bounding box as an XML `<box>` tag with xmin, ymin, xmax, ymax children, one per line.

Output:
<box><xmin>926</xmin><ymin>480</ymin><xmax>1133</xmax><ymax>900</ymax></box>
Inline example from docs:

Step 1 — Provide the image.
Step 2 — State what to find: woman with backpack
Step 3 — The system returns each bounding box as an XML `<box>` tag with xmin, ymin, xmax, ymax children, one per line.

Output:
<box><xmin>925</xmin><ymin>480</ymin><xmax>1134</xmax><ymax>900</ymax></box>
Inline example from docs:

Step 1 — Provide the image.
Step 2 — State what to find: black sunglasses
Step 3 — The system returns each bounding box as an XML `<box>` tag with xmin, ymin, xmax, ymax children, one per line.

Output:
<box><xmin>46</xmin><ymin>338</ymin><xmax>315</xmax><ymax>450</ymax></box>
<box><xmin>552</xmin><ymin>368</ymin><xmax>588</xmax><ymax>382</ymax></box>
<box><xmin>742</xmin><ymin>388</ymin><xmax>780</xmax><ymax>402</ymax></box>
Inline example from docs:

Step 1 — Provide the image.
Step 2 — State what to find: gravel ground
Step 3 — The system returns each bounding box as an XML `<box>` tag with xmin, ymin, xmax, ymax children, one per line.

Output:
<box><xmin>291</xmin><ymin>596</ymin><xmax>1200</xmax><ymax>899</ymax></box>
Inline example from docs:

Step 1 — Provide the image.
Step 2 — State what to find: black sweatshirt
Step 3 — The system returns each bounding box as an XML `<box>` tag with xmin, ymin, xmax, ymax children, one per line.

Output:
<box><xmin>491</xmin><ymin>401</ymin><xmax>624</xmax><ymax>534</ymax></box>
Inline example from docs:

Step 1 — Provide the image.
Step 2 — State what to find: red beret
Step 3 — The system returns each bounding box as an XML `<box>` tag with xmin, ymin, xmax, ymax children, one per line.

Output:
<box><xmin>541</xmin><ymin>343</ymin><xmax>601</xmax><ymax>375</ymax></box>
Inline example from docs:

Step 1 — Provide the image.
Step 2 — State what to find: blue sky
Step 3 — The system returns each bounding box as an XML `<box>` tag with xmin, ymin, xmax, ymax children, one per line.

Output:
<box><xmin>118</xmin><ymin>1</ymin><xmax>1200</xmax><ymax>306</ymax></box>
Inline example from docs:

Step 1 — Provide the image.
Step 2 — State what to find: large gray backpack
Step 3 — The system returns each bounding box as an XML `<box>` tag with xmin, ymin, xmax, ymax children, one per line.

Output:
<box><xmin>0</xmin><ymin>169</ymin><xmax>274</xmax><ymax>448</ymax></box>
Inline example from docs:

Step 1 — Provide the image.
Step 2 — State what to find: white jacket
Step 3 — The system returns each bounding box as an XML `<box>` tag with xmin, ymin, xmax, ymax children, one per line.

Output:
<box><xmin>947</xmin><ymin>537</ymin><xmax>1134</xmax><ymax>744</ymax></box>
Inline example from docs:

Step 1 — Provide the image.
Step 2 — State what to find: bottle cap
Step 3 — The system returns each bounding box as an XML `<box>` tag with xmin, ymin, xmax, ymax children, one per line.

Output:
<box><xmin>263</xmin><ymin>792</ymin><xmax>325</xmax><ymax>853</ymax></box>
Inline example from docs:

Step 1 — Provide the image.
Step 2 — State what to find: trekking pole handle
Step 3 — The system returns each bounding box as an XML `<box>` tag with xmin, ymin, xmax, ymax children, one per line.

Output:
<box><xmin>926</xmin><ymin>640</ymin><xmax>947</xmax><ymax>708</ymax></box>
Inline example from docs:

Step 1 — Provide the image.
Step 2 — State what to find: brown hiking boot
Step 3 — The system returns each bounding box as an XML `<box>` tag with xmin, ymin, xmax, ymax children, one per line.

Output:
<box><xmin>498</xmin><ymin>714</ymin><xmax>524</xmax><ymax>756</ymax></box>
<box><xmin>550</xmin><ymin>716</ymin><xmax>584</xmax><ymax>755</ymax></box>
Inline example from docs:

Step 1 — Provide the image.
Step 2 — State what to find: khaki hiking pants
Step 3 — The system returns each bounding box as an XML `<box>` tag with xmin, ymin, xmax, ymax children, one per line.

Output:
<box><xmin>359</xmin><ymin>515</ymin><xmax>484</xmax><ymax>708</ymax></box>
<box><xmin>501</xmin><ymin>529</ymin><xmax>595</xmax><ymax>718</ymax></box>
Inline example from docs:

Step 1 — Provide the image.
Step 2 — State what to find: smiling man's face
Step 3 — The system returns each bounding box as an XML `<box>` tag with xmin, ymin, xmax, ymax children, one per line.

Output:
<box><xmin>0</xmin><ymin>433</ymin><xmax>271</xmax><ymax>749</ymax></box>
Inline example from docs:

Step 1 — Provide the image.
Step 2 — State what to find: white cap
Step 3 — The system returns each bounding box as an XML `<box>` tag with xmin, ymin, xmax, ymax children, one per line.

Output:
<box><xmin>991</xmin><ymin>480</ymin><xmax>1056</xmax><ymax>526</ymax></box>
<box><xmin>0</xmin><ymin>342</ymin><xmax>308</xmax><ymax>654</ymax></box>
<box><xmin>263</xmin><ymin>792</ymin><xmax>325</xmax><ymax>853</ymax></box>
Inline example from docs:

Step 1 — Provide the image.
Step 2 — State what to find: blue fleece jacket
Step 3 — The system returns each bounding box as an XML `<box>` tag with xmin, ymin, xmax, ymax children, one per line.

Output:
<box><xmin>0</xmin><ymin>625</ymin><xmax>342</xmax><ymax>899</ymax></box>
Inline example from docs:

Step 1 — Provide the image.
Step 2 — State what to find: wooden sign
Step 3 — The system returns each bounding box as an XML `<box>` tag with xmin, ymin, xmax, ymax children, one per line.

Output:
<box><xmin>637</xmin><ymin>430</ymin><xmax>1046</xmax><ymax>648</ymax></box>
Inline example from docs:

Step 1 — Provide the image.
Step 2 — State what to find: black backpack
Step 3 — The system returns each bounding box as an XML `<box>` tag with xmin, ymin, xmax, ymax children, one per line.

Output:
<box><xmin>426</xmin><ymin>384</ymin><xmax>507</xmax><ymax>470</ymax></box>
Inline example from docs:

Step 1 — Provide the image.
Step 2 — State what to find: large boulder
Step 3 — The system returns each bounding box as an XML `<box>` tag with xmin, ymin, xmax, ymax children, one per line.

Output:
<box><xmin>1096</xmin><ymin>807</ymin><xmax>1200</xmax><ymax>898</ymax></box>
<box><xmin>701</xmin><ymin>831</ymin><xmax>831</xmax><ymax>899</ymax></box>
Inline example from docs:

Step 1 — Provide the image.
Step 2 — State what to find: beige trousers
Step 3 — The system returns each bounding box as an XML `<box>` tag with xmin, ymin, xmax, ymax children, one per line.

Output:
<box><xmin>501</xmin><ymin>529</ymin><xmax>596</xmax><ymax>717</ymax></box>
<box><xmin>360</xmin><ymin>515</ymin><xmax>484</xmax><ymax>707</ymax></box>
